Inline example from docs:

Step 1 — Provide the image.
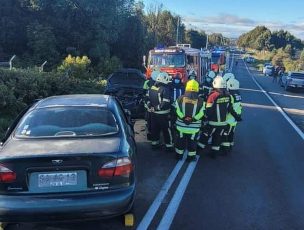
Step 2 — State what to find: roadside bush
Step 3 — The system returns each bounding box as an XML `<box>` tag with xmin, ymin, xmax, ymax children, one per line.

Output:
<box><xmin>57</xmin><ymin>55</ymin><xmax>92</xmax><ymax>79</ymax></box>
<box><xmin>0</xmin><ymin>68</ymin><xmax>105</xmax><ymax>139</ymax></box>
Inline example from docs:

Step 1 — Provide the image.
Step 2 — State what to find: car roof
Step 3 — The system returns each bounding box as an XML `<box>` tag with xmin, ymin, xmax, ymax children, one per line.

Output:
<box><xmin>35</xmin><ymin>94</ymin><xmax>112</xmax><ymax>108</ymax></box>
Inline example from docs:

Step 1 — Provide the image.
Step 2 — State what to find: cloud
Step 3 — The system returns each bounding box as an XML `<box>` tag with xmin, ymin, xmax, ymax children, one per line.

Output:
<box><xmin>184</xmin><ymin>13</ymin><xmax>256</xmax><ymax>27</ymax></box>
<box><xmin>183</xmin><ymin>14</ymin><xmax>304</xmax><ymax>39</ymax></box>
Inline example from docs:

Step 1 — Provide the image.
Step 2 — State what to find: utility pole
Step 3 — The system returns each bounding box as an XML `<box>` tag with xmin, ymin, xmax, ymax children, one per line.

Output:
<box><xmin>176</xmin><ymin>16</ymin><xmax>180</xmax><ymax>45</ymax></box>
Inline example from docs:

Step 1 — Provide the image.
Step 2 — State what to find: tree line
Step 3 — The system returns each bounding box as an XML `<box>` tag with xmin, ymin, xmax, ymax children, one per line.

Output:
<box><xmin>237</xmin><ymin>26</ymin><xmax>303</xmax><ymax>52</ymax></box>
<box><xmin>0</xmin><ymin>0</ymin><xmax>227</xmax><ymax>77</ymax></box>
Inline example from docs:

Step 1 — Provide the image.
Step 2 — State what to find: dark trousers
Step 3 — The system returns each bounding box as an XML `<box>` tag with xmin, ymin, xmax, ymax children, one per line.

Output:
<box><xmin>145</xmin><ymin>111</ymin><xmax>152</xmax><ymax>139</ymax></box>
<box><xmin>227</xmin><ymin>125</ymin><xmax>236</xmax><ymax>146</ymax></box>
<box><xmin>175</xmin><ymin>132</ymin><xmax>199</xmax><ymax>156</ymax></box>
<box><xmin>221</xmin><ymin>125</ymin><xmax>236</xmax><ymax>151</ymax></box>
<box><xmin>198</xmin><ymin>124</ymin><xmax>226</xmax><ymax>151</ymax></box>
<box><xmin>150</xmin><ymin>112</ymin><xmax>173</xmax><ymax>147</ymax></box>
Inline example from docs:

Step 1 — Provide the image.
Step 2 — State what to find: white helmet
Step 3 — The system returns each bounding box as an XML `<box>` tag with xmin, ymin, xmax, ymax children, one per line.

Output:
<box><xmin>213</xmin><ymin>76</ymin><xmax>227</xmax><ymax>89</ymax></box>
<box><xmin>227</xmin><ymin>78</ymin><xmax>240</xmax><ymax>90</ymax></box>
<box><xmin>208</xmin><ymin>71</ymin><xmax>216</xmax><ymax>79</ymax></box>
<box><xmin>151</xmin><ymin>70</ymin><xmax>160</xmax><ymax>81</ymax></box>
<box><xmin>223</xmin><ymin>73</ymin><xmax>235</xmax><ymax>82</ymax></box>
<box><xmin>156</xmin><ymin>72</ymin><xmax>171</xmax><ymax>84</ymax></box>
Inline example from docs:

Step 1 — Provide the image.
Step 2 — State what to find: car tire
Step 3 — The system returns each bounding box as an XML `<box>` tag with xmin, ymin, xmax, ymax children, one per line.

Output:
<box><xmin>284</xmin><ymin>83</ymin><xmax>290</xmax><ymax>91</ymax></box>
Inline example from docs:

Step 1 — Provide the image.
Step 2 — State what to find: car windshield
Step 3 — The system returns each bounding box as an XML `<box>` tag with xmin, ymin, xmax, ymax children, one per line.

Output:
<box><xmin>15</xmin><ymin>107</ymin><xmax>119</xmax><ymax>138</ymax></box>
<box><xmin>108</xmin><ymin>71</ymin><xmax>145</xmax><ymax>87</ymax></box>
<box><xmin>291</xmin><ymin>73</ymin><xmax>304</xmax><ymax>78</ymax></box>
<box><xmin>149</xmin><ymin>53</ymin><xmax>185</xmax><ymax>67</ymax></box>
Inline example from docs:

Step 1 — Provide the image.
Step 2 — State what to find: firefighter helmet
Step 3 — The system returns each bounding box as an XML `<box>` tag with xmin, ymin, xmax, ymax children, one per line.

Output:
<box><xmin>151</xmin><ymin>70</ymin><xmax>160</xmax><ymax>81</ymax></box>
<box><xmin>185</xmin><ymin>79</ymin><xmax>199</xmax><ymax>92</ymax></box>
<box><xmin>212</xmin><ymin>76</ymin><xmax>227</xmax><ymax>89</ymax></box>
<box><xmin>188</xmin><ymin>70</ymin><xmax>197</xmax><ymax>80</ymax></box>
<box><xmin>227</xmin><ymin>78</ymin><xmax>240</xmax><ymax>90</ymax></box>
<box><xmin>223</xmin><ymin>73</ymin><xmax>235</xmax><ymax>81</ymax></box>
<box><xmin>156</xmin><ymin>72</ymin><xmax>171</xmax><ymax>84</ymax></box>
<box><xmin>208</xmin><ymin>71</ymin><xmax>216</xmax><ymax>79</ymax></box>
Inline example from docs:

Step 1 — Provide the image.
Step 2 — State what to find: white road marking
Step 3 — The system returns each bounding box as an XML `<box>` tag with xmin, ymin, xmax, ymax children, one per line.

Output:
<box><xmin>244</xmin><ymin>60</ymin><xmax>304</xmax><ymax>140</ymax></box>
<box><xmin>239</xmin><ymin>87</ymin><xmax>263</xmax><ymax>93</ymax></box>
<box><xmin>268</xmin><ymin>91</ymin><xmax>304</xmax><ymax>99</ymax></box>
<box><xmin>240</xmin><ymin>87</ymin><xmax>304</xmax><ymax>101</ymax></box>
<box><xmin>137</xmin><ymin>156</ymin><xmax>186</xmax><ymax>230</ymax></box>
<box><xmin>157</xmin><ymin>156</ymin><xmax>200</xmax><ymax>230</ymax></box>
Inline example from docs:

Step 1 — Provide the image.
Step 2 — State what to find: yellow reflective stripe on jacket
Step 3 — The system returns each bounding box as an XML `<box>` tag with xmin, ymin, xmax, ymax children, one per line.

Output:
<box><xmin>151</xmin><ymin>85</ymin><xmax>159</xmax><ymax>91</ymax></box>
<box><xmin>206</xmin><ymin>102</ymin><xmax>213</xmax><ymax>108</ymax></box>
<box><xmin>152</xmin><ymin>109</ymin><xmax>170</xmax><ymax>114</ymax></box>
<box><xmin>176</xmin><ymin>100</ymin><xmax>184</xmax><ymax>119</ymax></box>
<box><xmin>176</xmin><ymin>126</ymin><xmax>200</xmax><ymax>134</ymax></box>
<box><xmin>208</xmin><ymin>121</ymin><xmax>227</xmax><ymax>126</ymax></box>
<box><xmin>143</xmin><ymin>80</ymin><xmax>149</xmax><ymax>90</ymax></box>
<box><xmin>233</xmin><ymin>102</ymin><xmax>242</xmax><ymax>115</ymax></box>
<box><xmin>194</xmin><ymin>102</ymin><xmax>205</xmax><ymax>120</ymax></box>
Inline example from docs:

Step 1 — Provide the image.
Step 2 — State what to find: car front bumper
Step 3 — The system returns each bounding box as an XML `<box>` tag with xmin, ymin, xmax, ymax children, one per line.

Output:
<box><xmin>0</xmin><ymin>185</ymin><xmax>135</xmax><ymax>223</ymax></box>
<box><xmin>288</xmin><ymin>84</ymin><xmax>304</xmax><ymax>88</ymax></box>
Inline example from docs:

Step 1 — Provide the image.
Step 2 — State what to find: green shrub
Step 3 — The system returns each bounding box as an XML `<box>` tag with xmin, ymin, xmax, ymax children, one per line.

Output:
<box><xmin>57</xmin><ymin>55</ymin><xmax>92</xmax><ymax>79</ymax></box>
<box><xmin>0</xmin><ymin>68</ymin><xmax>106</xmax><ymax>139</ymax></box>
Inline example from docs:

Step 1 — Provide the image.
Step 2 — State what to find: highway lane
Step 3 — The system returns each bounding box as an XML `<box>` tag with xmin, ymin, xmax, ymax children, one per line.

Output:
<box><xmin>169</xmin><ymin>56</ymin><xmax>304</xmax><ymax>230</ymax></box>
<box><xmin>245</xmin><ymin>62</ymin><xmax>304</xmax><ymax>131</ymax></box>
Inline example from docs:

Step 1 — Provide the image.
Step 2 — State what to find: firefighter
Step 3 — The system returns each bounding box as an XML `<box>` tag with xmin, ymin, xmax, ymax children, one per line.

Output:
<box><xmin>147</xmin><ymin>72</ymin><xmax>173</xmax><ymax>151</ymax></box>
<box><xmin>171</xmin><ymin>73</ymin><xmax>185</xmax><ymax>103</ymax></box>
<box><xmin>188</xmin><ymin>70</ymin><xmax>197</xmax><ymax>81</ymax></box>
<box><xmin>198</xmin><ymin>76</ymin><xmax>241</xmax><ymax>158</ymax></box>
<box><xmin>199</xmin><ymin>71</ymin><xmax>216</xmax><ymax>102</ymax></box>
<box><xmin>170</xmin><ymin>73</ymin><xmax>185</xmax><ymax>139</ymax></box>
<box><xmin>143</xmin><ymin>71</ymin><xmax>158</xmax><ymax>140</ymax></box>
<box><xmin>175</xmin><ymin>80</ymin><xmax>205</xmax><ymax>161</ymax></box>
<box><xmin>221</xmin><ymin>78</ymin><xmax>242</xmax><ymax>153</ymax></box>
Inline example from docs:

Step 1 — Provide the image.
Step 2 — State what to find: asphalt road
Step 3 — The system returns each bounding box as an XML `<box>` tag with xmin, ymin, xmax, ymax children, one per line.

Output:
<box><xmin>7</xmin><ymin>54</ymin><xmax>304</xmax><ymax>230</ymax></box>
<box><xmin>245</xmin><ymin>63</ymin><xmax>304</xmax><ymax>131</ymax></box>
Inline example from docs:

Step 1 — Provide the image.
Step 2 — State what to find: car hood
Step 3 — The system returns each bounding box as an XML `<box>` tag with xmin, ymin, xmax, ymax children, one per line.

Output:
<box><xmin>107</xmin><ymin>73</ymin><xmax>145</xmax><ymax>89</ymax></box>
<box><xmin>0</xmin><ymin>137</ymin><xmax>121</xmax><ymax>158</ymax></box>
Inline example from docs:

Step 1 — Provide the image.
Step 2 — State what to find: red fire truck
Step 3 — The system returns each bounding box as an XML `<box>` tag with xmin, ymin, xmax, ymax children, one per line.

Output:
<box><xmin>144</xmin><ymin>44</ymin><xmax>211</xmax><ymax>84</ymax></box>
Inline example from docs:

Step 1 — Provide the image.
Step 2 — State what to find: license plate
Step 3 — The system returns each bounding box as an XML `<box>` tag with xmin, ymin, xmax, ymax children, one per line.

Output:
<box><xmin>38</xmin><ymin>172</ymin><xmax>77</xmax><ymax>188</ymax></box>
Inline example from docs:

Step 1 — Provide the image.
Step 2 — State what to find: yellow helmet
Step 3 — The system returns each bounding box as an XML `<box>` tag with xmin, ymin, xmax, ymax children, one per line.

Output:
<box><xmin>185</xmin><ymin>79</ymin><xmax>199</xmax><ymax>92</ymax></box>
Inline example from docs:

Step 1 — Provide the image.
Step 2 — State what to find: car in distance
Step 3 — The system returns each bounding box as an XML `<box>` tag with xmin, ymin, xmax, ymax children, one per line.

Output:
<box><xmin>0</xmin><ymin>94</ymin><xmax>136</xmax><ymax>224</ymax></box>
<box><xmin>281</xmin><ymin>72</ymin><xmax>304</xmax><ymax>91</ymax></box>
<box><xmin>245</xmin><ymin>56</ymin><xmax>255</xmax><ymax>63</ymax></box>
<box><xmin>105</xmin><ymin>68</ymin><xmax>146</xmax><ymax>118</ymax></box>
<box><xmin>263</xmin><ymin>64</ymin><xmax>274</xmax><ymax>76</ymax></box>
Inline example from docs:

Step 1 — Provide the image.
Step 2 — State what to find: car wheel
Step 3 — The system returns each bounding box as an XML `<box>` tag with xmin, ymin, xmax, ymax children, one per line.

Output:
<box><xmin>284</xmin><ymin>83</ymin><xmax>289</xmax><ymax>91</ymax></box>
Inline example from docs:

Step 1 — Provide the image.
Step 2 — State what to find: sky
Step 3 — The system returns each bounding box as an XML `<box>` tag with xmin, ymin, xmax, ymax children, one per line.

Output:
<box><xmin>141</xmin><ymin>0</ymin><xmax>304</xmax><ymax>39</ymax></box>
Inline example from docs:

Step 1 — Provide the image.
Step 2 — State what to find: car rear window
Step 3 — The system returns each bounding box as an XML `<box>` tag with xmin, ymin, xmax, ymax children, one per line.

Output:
<box><xmin>291</xmin><ymin>73</ymin><xmax>304</xmax><ymax>79</ymax></box>
<box><xmin>15</xmin><ymin>107</ymin><xmax>119</xmax><ymax>138</ymax></box>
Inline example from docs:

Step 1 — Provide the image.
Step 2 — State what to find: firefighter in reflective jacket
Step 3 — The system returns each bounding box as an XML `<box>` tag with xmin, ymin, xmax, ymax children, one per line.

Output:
<box><xmin>175</xmin><ymin>80</ymin><xmax>205</xmax><ymax>161</ymax></box>
<box><xmin>143</xmin><ymin>71</ymin><xmax>158</xmax><ymax>140</ymax></box>
<box><xmin>221</xmin><ymin>78</ymin><xmax>242</xmax><ymax>152</ymax></box>
<box><xmin>199</xmin><ymin>71</ymin><xmax>216</xmax><ymax>102</ymax></box>
<box><xmin>198</xmin><ymin>76</ymin><xmax>240</xmax><ymax>158</ymax></box>
<box><xmin>147</xmin><ymin>72</ymin><xmax>174</xmax><ymax>151</ymax></box>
